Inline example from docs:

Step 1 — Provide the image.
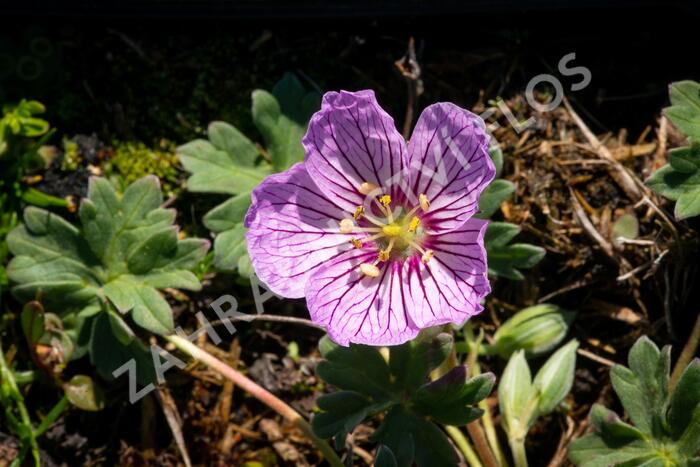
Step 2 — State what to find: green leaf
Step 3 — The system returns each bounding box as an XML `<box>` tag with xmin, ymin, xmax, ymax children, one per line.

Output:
<box><xmin>612</xmin><ymin>213</ymin><xmax>639</xmax><ymax>243</ymax></box>
<box><xmin>489</xmin><ymin>145</ymin><xmax>504</xmax><ymax>178</ymax></box>
<box><xmin>180</xmin><ymin>73</ymin><xmax>318</xmax><ymax>275</ymax></box>
<box><xmin>253</xmin><ymin>73</ymin><xmax>320</xmax><ymax>171</ymax></box>
<box><xmin>389</xmin><ymin>331</ymin><xmax>453</xmax><ymax>392</ymax></box>
<box><xmin>374</xmin><ymin>406</ymin><xmax>457</xmax><ymax>467</ymax></box>
<box><xmin>488</xmin><ymin>304</ymin><xmax>575</xmax><ymax>358</ymax></box>
<box><xmin>676</xmin><ymin>189</ymin><xmax>700</xmax><ymax>220</ymax></box>
<box><xmin>670</xmin><ymin>146</ymin><xmax>700</xmax><ymax>173</ymax></box>
<box><xmin>666</xmin><ymin>81</ymin><xmax>700</xmax><ymax>142</ymax></box>
<box><xmin>678</xmin><ymin>403</ymin><xmax>700</xmax><ymax>457</ymax></box>
<box><xmin>487</xmin><ymin>240</ymin><xmax>546</xmax><ymax>280</ymax></box>
<box><xmin>375</xmin><ymin>445</ymin><xmax>398</xmax><ymax>467</ymax></box>
<box><xmin>312</xmin><ymin>390</ymin><xmax>385</xmax><ymax>439</ymax></box>
<box><xmin>484</xmin><ymin>222</ymin><xmax>521</xmax><ymax>248</ymax></box>
<box><xmin>107</xmin><ymin>309</ymin><xmax>135</xmax><ymax>345</ymax></box>
<box><xmin>611</xmin><ymin>337</ymin><xmax>669</xmax><ymax>437</ymax></box>
<box><xmin>569</xmin><ymin>434</ymin><xmax>656</xmax><ymax>467</ymax></box>
<box><xmin>413</xmin><ymin>367</ymin><xmax>492</xmax><ymax>425</ymax></box>
<box><xmin>477</xmin><ymin>179</ymin><xmax>515</xmax><ymax>219</ymax></box>
<box><xmin>21</xmin><ymin>301</ymin><xmax>45</xmax><ymax>346</ymax></box>
<box><xmin>202</xmin><ymin>193</ymin><xmax>251</xmax><ymax>233</ymax></box>
<box><xmin>589</xmin><ymin>404</ymin><xmax>646</xmax><ymax>444</ymax></box>
<box><xmin>668</xmin><ymin>359</ymin><xmax>700</xmax><ymax>439</ymax></box>
<box><xmin>207</xmin><ymin>121</ymin><xmax>259</xmax><ymax>167</ymax></box>
<box><xmin>317</xmin><ymin>336</ymin><xmax>392</xmax><ymax>399</ymax></box>
<box><xmin>533</xmin><ymin>339</ymin><xmax>578</xmax><ymax>415</ymax></box>
<box><xmin>177</xmin><ymin>139</ymin><xmax>271</xmax><ymax>195</ymax></box>
<box><xmin>104</xmin><ymin>275</ymin><xmax>174</xmax><ymax>335</ymax></box>
<box><xmin>212</xmin><ymin>225</ymin><xmax>247</xmax><ymax>272</ymax></box>
<box><xmin>89</xmin><ymin>313</ymin><xmax>157</xmax><ymax>385</ymax></box>
<box><xmin>646</xmin><ymin>82</ymin><xmax>700</xmax><ymax>219</ymax></box>
<box><xmin>63</xmin><ymin>375</ymin><xmax>105</xmax><ymax>411</ymax></box>
<box><xmin>7</xmin><ymin>176</ymin><xmax>208</xmax><ymax>362</ymax></box>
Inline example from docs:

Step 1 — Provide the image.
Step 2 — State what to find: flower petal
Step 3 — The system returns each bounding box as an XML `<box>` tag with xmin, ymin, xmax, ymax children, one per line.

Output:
<box><xmin>245</xmin><ymin>163</ymin><xmax>357</xmax><ymax>298</ymax></box>
<box><xmin>306</xmin><ymin>249</ymin><xmax>419</xmax><ymax>346</ymax></box>
<box><xmin>405</xmin><ymin>217</ymin><xmax>490</xmax><ymax>328</ymax></box>
<box><xmin>407</xmin><ymin>103</ymin><xmax>495</xmax><ymax>232</ymax></box>
<box><xmin>303</xmin><ymin>90</ymin><xmax>408</xmax><ymax>212</ymax></box>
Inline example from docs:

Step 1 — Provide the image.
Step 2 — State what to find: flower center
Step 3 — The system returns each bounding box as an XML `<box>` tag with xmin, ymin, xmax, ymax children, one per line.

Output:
<box><xmin>339</xmin><ymin>185</ymin><xmax>436</xmax><ymax>277</ymax></box>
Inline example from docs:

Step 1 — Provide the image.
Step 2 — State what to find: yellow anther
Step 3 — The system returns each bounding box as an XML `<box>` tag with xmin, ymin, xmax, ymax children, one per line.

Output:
<box><xmin>408</xmin><ymin>216</ymin><xmax>421</xmax><ymax>233</ymax></box>
<box><xmin>353</xmin><ymin>205</ymin><xmax>364</xmax><ymax>220</ymax></box>
<box><xmin>379</xmin><ymin>195</ymin><xmax>392</xmax><ymax>207</ymax></box>
<box><xmin>339</xmin><ymin>218</ymin><xmax>354</xmax><ymax>233</ymax></box>
<box><xmin>360</xmin><ymin>263</ymin><xmax>380</xmax><ymax>277</ymax></box>
<box><xmin>359</xmin><ymin>182</ymin><xmax>380</xmax><ymax>195</ymax></box>
<box><xmin>421</xmin><ymin>249</ymin><xmax>434</xmax><ymax>264</ymax></box>
<box><xmin>350</xmin><ymin>238</ymin><xmax>363</xmax><ymax>249</ymax></box>
<box><xmin>419</xmin><ymin>194</ymin><xmax>430</xmax><ymax>212</ymax></box>
<box><xmin>381</xmin><ymin>224</ymin><xmax>402</xmax><ymax>237</ymax></box>
<box><xmin>378</xmin><ymin>249</ymin><xmax>390</xmax><ymax>261</ymax></box>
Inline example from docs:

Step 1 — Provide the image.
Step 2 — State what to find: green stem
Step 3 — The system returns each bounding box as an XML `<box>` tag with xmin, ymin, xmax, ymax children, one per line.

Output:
<box><xmin>166</xmin><ymin>335</ymin><xmax>344</xmax><ymax>467</ymax></box>
<box><xmin>466</xmin><ymin>326</ymin><xmax>508</xmax><ymax>466</ymax></box>
<box><xmin>0</xmin><ymin>341</ymin><xmax>40</xmax><ymax>466</ymax></box>
<box><xmin>670</xmin><ymin>311</ymin><xmax>700</xmax><ymax>390</ymax></box>
<box><xmin>509</xmin><ymin>438</ymin><xmax>528</xmax><ymax>467</ymax></box>
<box><xmin>13</xmin><ymin>370</ymin><xmax>39</xmax><ymax>386</ymax></box>
<box><xmin>445</xmin><ymin>425</ymin><xmax>483</xmax><ymax>467</ymax></box>
<box><xmin>34</xmin><ymin>395</ymin><xmax>69</xmax><ymax>438</ymax></box>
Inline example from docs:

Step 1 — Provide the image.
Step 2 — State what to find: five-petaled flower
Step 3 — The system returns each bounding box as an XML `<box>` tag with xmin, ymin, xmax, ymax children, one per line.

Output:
<box><xmin>245</xmin><ymin>90</ymin><xmax>495</xmax><ymax>346</ymax></box>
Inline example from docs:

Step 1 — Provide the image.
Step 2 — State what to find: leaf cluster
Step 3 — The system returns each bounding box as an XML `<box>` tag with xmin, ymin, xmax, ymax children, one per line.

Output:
<box><xmin>313</xmin><ymin>331</ymin><xmax>495</xmax><ymax>467</ymax></box>
<box><xmin>177</xmin><ymin>73</ymin><xmax>319</xmax><ymax>274</ymax></box>
<box><xmin>570</xmin><ymin>336</ymin><xmax>700</xmax><ymax>466</ymax></box>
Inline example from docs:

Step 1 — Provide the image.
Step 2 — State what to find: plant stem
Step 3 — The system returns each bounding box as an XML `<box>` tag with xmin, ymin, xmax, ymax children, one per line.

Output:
<box><xmin>467</xmin><ymin>420</ymin><xmax>499</xmax><ymax>467</ymax></box>
<box><xmin>465</xmin><ymin>325</ymin><xmax>507</xmax><ymax>466</ymax></box>
<box><xmin>670</xmin><ymin>311</ymin><xmax>700</xmax><ymax>390</ymax></box>
<box><xmin>12</xmin><ymin>370</ymin><xmax>39</xmax><ymax>386</ymax></box>
<box><xmin>0</xmin><ymin>341</ymin><xmax>40</xmax><ymax>466</ymax></box>
<box><xmin>166</xmin><ymin>335</ymin><xmax>344</xmax><ymax>467</ymax></box>
<box><xmin>509</xmin><ymin>438</ymin><xmax>528</xmax><ymax>467</ymax></box>
<box><xmin>480</xmin><ymin>398</ymin><xmax>508</xmax><ymax>466</ymax></box>
<box><xmin>34</xmin><ymin>395</ymin><xmax>69</xmax><ymax>438</ymax></box>
<box><xmin>445</xmin><ymin>425</ymin><xmax>483</xmax><ymax>467</ymax></box>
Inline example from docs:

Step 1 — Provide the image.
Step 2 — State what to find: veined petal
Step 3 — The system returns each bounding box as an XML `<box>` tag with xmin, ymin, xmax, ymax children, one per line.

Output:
<box><xmin>405</xmin><ymin>217</ymin><xmax>490</xmax><ymax>328</ymax></box>
<box><xmin>407</xmin><ymin>103</ymin><xmax>495</xmax><ymax>232</ymax></box>
<box><xmin>306</xmin><ymin>249</ymin><xmax>419</xmax><ymax>346</ymax></box>
<box><xmin>303</xmin><ymin>90</ymin><xmax>408</xmax><ymax>212</ymax></box>
<box><xmin>245</xmin><ymin>163</ymin><xmax>357</xmax><ymax>298</ymax></box>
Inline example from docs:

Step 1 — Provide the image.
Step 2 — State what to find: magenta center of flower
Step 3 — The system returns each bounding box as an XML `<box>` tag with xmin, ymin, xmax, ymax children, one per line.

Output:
<box><xmin>338</xmin><ymin>184</ymin><xmax>434</xmax><ymax>278</ymax></box>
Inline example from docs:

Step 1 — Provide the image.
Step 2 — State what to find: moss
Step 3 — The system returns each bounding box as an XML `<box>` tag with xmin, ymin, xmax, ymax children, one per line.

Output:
<box><xmin>103</xmin><ymin>139</ymin><xmax>182</xmax><ymax>197</ymax></box>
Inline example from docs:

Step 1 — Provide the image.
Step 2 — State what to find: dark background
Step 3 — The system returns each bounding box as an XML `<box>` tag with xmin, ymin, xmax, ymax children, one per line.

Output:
<box><xmin>1</xmin><ymin>1</ymin><xmax>698</xmax><ymax>144</ymax></box>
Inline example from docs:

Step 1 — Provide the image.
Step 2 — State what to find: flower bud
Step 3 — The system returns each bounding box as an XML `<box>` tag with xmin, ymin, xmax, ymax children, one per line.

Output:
<box><xmin>487</xmin><ymin>304</ymin><xmax>575</xmax><ymax>358</ymax></box>
<box><xmin>532</xmin><ymin>339</ymin><xmax>579</xmax><ymax>417</ymax></box>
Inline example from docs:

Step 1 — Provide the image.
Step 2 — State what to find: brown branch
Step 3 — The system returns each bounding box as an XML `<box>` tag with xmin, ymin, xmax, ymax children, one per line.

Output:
<box><xmin>670</xmin><ymin>311</ymin><xmax>700</xmax><ymax>390</ymax></box>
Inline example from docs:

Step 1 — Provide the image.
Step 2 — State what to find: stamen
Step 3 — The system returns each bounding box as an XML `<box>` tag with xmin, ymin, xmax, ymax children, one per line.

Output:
<box><xmin>353</xmin><ymin>206</ymin><xmax>364</xmax><ymax>220</ymax></box>
<box><xmin>409</xmin><ymin>240</ymin><xmax>427</xmax><ymax>255</ymax></box>
<box><xmin>339</xmin><ymin>218</ymin><xmax>354</xmax><ymax>233</ymax></box>
<box><xmin>378</xmin><ymin>239</ymin><xmax>395</xmax><ymax>262</ymax></box>
<box><xmin>421</xmin><ymin>249</ymin><xmax>434</xmax><ymax>264</ymax></box>
<box><xmin>360</xmin><ymin>263</ymin><xmax>380</xmax><ymax>277</ymax></box>
<box><xmin>419</xmin><ymin>194</ymin><xmax>430</xmax><ymax>212</ymax></box>
<box><xmin>350</xmin><ymin>238</ymin><xmax>363</xmax><ymax>249</ymax></box>
<box><xmin>379</xmin><ymin>195</ymin><xmax>392</xmax><ymax>207</ymax></box>
<box><xmin>359</xmin><ymin>182</ymin><xmax>380</xmax><ymax>195</ymax></box>
<box><xmin>408</xmin><ymin>216</ymin><xmax>421</xmax><ymax>233</ymax></box>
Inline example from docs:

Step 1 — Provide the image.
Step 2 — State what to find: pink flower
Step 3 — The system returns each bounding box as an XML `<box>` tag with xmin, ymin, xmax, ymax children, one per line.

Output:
<box><xmin>245</xmin><ymin>90</ymin><xmax>495</xmax><ymax>346</ymax></box>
